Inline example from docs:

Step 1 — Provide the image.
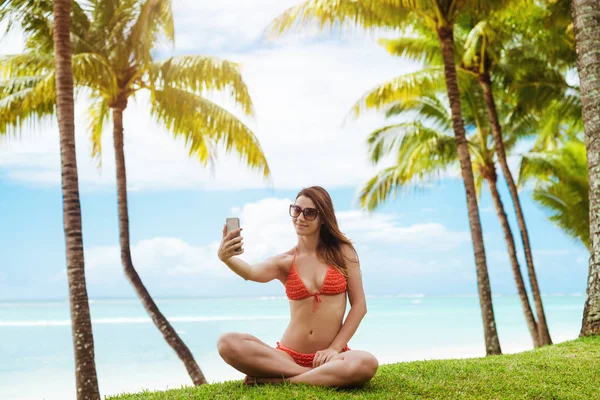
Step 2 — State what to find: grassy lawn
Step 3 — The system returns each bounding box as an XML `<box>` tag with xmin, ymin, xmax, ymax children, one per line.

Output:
<box><xmin>107</xmin><ymin>335</ymin><xmax>600</xmax><ymax>399</ymax></box>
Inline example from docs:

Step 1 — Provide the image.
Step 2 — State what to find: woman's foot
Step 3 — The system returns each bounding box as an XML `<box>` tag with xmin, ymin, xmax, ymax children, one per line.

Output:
<box><xmin>243</xmin><ymin>375</ymin><xmax>286</xmax><ymax>385</ymax></box>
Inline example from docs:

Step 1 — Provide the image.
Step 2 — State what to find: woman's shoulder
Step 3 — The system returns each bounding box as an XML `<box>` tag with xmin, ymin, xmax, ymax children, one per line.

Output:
<box><xmin>272</xmin><ymin>248</ymin><xmax>296</xmax><ymax>272</ymax></box>
<box><xmin>339</xmin><ymin>243</ymin><xmax>359</xmax><ymax>267</ymax></box>
<box><xmin>339</xmin><ymin>243</ymin><xmax>357</xmax><ymax>257</ymax></box>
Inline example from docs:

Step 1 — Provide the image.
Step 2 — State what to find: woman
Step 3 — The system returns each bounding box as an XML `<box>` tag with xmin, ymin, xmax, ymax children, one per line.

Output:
<box><xmin>216</xmin><ymin>186</ymin><xmax>379</xmax><ymax>387</ymax></box>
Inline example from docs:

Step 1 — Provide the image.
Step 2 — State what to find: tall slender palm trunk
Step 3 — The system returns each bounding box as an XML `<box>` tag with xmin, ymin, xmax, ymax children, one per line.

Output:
<box><xmin>478</xmin><ymin>73</ymin><xmax>552</xmax><ymax>345</ymax></box>
<box><xmin>111</xmin><ymin>99</ymin><xmax>207</xmax><ymax>385</ymax></box>
<box><xmin>437</xmin><ymin>27</ymin><xmax>501</xmax><ymax>355</ymax></box>
<box><xmin>571</xmin><ymin>0</ymin><xmax>600</xmax><ymax>337</ymax></box>
<box><xmin>485</xmin><ymin>171</ymin><xmax>539</xmax><ymax>347</ymax></box>
<box><xmin>53</xmin><ymin>0</ymin><xmax>101</xmax><ymax>398</ymax></box>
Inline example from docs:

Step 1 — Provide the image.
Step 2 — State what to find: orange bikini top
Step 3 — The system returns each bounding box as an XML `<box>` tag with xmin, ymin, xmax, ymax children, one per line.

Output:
<box><xmin>285</xmin><ymin>248</ymin><xmax>347</xmax><ymax>311</ymax></box>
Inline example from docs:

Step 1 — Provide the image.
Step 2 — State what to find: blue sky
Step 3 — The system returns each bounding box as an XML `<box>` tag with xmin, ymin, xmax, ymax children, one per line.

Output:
<box><xmin>0</xmin><ymin>0</ymin><xmax>589</xmax><ymax>301</ymax></box>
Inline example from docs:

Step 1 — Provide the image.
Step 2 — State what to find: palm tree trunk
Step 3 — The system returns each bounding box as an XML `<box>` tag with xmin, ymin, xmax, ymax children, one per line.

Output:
<box><xmin>111</xmin><ymin>100</ymin><xmax>207</xmax><ymax>384</ymax></box>
<box><xmin>571</xmin><ymin>0</ymin><xmax>600</xmax><ymax>337</ymax></box>
<box><xmin>485</xmin><ymin>173</ymin><xmax>540</xmax><ymax>347</ymax></box>
<box><xmin>437</xmin><ymin>26</ymin><xmax>501</xmax><ymax>355</ymax></box>
<box><xmin>477</xmin><ymin>73</ymin><xmax>552</xmax><ymax>346</ymax></box>
<box><xmin>53</xmin><ymin>0</ymin><xmax>101</xmax><ymax>399</ymax></box>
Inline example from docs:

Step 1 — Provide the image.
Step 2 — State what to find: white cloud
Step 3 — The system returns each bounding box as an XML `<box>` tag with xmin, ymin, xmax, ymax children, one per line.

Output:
<box><xmin>74</xmin><ymin>197</ymin><xmax>469</xmax><ymax>292</ymax></box>
<box><xmin>0</xmin><ymin>2</ymin><xmax>423</xmax><ymax>191</ymax></box>
<box><xmin>167</xmin><ymin>0</ymin><xmax>304</xmax><ymax>52</ymax></box>
<box><xmin>167</xmin><ymin>0</ymin><xmax>399</xmax><ymax>52</ymax></box>
<box><xmin>534</xmin><ymin>249</ymin><xmax>579</xmax><ymax>257</ymax></box>
<box><xmin>338</xmin><ymin>210</ymin><xmax>469</xmax><ymax>249</ymax></box>
<box><xmin>84</xmin><ymin>237</ymin><xmax>229</xmax><ymax>280</ymax></box>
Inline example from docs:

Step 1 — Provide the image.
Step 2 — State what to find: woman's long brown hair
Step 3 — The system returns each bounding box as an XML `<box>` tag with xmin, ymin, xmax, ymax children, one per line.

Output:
<box><xmin>295</xmin><ymin>186</ymin><xmax>358</xmax><ymax>277</ymax></box>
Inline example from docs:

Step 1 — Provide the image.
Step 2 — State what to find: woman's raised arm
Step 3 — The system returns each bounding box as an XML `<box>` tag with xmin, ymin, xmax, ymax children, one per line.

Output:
<box><xmin>218</xmin><ymin>224</ymin><xmax>287</xmax><ymax>283</ymax></box>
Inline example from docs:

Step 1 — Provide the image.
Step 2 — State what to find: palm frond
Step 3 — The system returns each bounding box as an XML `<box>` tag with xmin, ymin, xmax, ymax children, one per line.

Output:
<box><xmin>505</xmin><ymin>64</ymin><xmax>569</xmax><ymax>118</ymax></box>
<box><xmin>352</xmin><ymin>66</ymin><xmax>445</xmax><ymax>117</ymax></box>
<box><xmin>88</xmin><ymin>99</ymin><xmax>110</xmax><ymax>165</ymax></box>
<box><xmin>87</xmin><ymin>0</ymin><xmax>121</xmax><ymax>29</ymax></box>
<box><xmin>367</xmin><ymin>119</ymin><xmax>458</xmax><ymax>179</ymax></box>
<box><xmin>151</xmin><ymin>87</ymin><xmax>269</xmax><ymax>178</ymax></box>
<box><xmin>359</xmin><ymin>127</ymin><xmax>457</xmax><ymax>211</ymax></box>
<box><xmin>128</xmin><ymin>0</ymin><xmax>175</xmax><ymax>66</ymax></box>
<box><xmin>359</xmin><ymin>165</ymin><xmax>406</xmax><ymax>211</ymax></box>
<box><xmin>386</xmin><ymin>95</ymin><xmax>452</xmax><ymax>131</ymax></box>
<box><xmin>397</xmin><ymin>130</ymin><xmax>458</xmax><ymax>178</ymax></box>
<box><xmin>103</xmin><ymin>0</ymin><xmax>138</xmax><ymax>70</ymax></box>
<box><xmin>0</xmin><ymin>0</ymin><xmax>93</xmax><ymax>54</ymax></box>
<box><xmin>0</xmin><ymin>71</ymin><xmax>56</xmax><ymax>135</ymax></box>
<box><xmin>532</xmin><ymin>182</ymin><xmax>589</xmax><ymax>249</ymax></box>
<box><xmin>518</xmin><ymin>151</ymin><xmax>558</xmax><ymax>186</ymax></box>
<box><xmin>267</xmin><ymin>0</ymin><xmax>413</xmax><ymax>38</ymax></box>
<box><xmin>151</xmin><ymin>56</ymin><xmax>254</xmax><ymax>115</ymax></box>
<box><xmin>474</xmin><ymin>169</ymin><xmax>485</xmax><ymax>199</ymax></box>
<box><xmin>378</xmin><ymin>34</ymin><xmax>442</xmax><ymax>64</ymax></box>
<box><xmin>518</xmin><ymin>139</ymin><xmax>589</xmax><ymax>248</ymax></box>
<box><xmin>460</xmin><ymin>82</ymin><xmax>488</xmax><ymax>134</ymax></box>
<box><xmin>501</xmin><ymin>108</ymin><xmax>538</xmax><ymax>142</ymax></box>
<box><xmin>71</xmin><ymin>53</ymin><xmax>118</xmax><ymax>98</ymax></box>
<box><xmin>0</xmin><ymin>53</ymin><xmax>54</xmax><ymax>78</ymax></box>
<box><xmin>367</xmin><ymin>122</ymin><xmax>410</xmax><ymax>164</ymax></box>
<box><xmin>553</xmin><ymin>94</ymin><xmax>583</xmax><ymax>128</ymax></box>
<box><xmin>0</xmin><ymin>75</ymin><xmax>45</xmax><ymax>94</ymax></box>
<box><xmin>462</xmin><ymin>20</ymin><xmax>498</xmax><ymax>74</ymax></box>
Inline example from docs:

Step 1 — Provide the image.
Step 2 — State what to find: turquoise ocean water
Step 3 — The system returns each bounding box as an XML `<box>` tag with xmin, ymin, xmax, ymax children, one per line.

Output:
<box><xmin>0</xmin><ymin>294</ymin><xmax>585</xmax><ymax>400</ymax></box>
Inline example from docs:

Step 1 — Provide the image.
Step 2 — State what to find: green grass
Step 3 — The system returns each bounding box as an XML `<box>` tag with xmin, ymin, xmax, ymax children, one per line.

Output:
<box><xmin>107</xmin><ymin>336</ymin><xmax>600</xmax><ymax>399</ymax></box>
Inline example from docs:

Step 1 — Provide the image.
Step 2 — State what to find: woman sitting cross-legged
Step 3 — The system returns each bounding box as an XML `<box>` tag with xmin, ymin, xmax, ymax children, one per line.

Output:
<box><xmin>216</xmin><ymin>186</ymin><xmax>379</xmax><ymax>387</ymax></box>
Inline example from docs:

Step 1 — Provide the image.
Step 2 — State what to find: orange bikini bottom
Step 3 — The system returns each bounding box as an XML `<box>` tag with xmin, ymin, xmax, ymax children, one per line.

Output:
<box><xmin>276</xmin><ymin>341</ymin><xmax>350</xmax><ymax>367</ymax></box>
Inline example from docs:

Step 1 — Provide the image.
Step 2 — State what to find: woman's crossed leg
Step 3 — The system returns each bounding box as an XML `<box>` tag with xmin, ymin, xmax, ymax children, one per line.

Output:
<box><xmin>217</xmin><ymin>332</ymin><xmax>378</xmax><ymax>387</ymax></box>
<box><xmin>217</xmin><ymin>332</ymin><xmax>310</xmax><ymax>379</ymax></box>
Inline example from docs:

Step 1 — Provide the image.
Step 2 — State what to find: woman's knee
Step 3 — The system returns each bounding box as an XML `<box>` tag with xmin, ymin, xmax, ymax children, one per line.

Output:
<box><xmin>217</xmin><ymin>332</ymin><xmax>246</xmax><ymax>361</ymax></box>
<box><xmin>347</xmin><ymin>353</ymin><xmax>379</xmax><ymax>385</ymax></box>
<box><xmin>362</xmin><ymin>353</ymin><xmax>379</xmax><ymax>380</ymax></box>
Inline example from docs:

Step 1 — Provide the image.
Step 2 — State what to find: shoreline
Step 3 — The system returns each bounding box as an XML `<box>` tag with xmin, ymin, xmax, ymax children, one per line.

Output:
<box><xmin>1</xmin><ymin>331</ymin><xmax>582</xmax><ymax>400</ymax></box>
<box><xmin>0</xmin><ymin>295</ymin><xmax>584</xmax><ymax>400</ymax></box>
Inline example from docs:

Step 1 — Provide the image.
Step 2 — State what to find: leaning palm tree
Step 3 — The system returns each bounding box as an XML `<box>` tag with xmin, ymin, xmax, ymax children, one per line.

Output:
<box><xmin>519</xmin><ymin>139</ymin><xmax>589</xmax><ymax>250</ymax></box>
<box><xmin>269</xmin><ymin>0</ymin><xmax>508</xmax><ymax>356</ymax></box>
<box><xmin>360</xmin><ymin>87</ymin><xmax>540</xmax><ymax>348</ymax></box>
<box><xmin>51</xmin><ymin>0</ymin><xmax>100</xmax><ymax>398</ymax></box>
<box><xmin>0</xmin><ymin>0</ymin><xmax>270</xmax><ymax>385</ymax></box>
<box><xmin>571</xmin><ymin>0</ymin><xmax>600</xmax><ymax>337</ymax></box>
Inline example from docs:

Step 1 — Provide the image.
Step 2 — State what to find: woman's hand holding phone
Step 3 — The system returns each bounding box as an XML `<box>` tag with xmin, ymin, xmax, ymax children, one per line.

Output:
<box><xmin>218</xmin><ymin>224</ymin><xmax>244</xmax><ymax>261</ymax></box>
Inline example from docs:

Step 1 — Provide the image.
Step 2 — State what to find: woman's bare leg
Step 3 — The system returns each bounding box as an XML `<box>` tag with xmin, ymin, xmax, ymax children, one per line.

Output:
<box><xmin>287</xmin><ymin>350</ymin><xmax>379</xmax><ymax>387</ymax></box>
<box><xmin>217</xmin><ymin>332</ymin><xmax>310</xmax><ymax>378</ymax></box>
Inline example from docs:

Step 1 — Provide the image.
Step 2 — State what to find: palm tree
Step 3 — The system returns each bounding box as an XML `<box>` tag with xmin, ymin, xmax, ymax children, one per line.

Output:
<box><xmin>459</xmin><ymin>18</ymin><xmax>555</xmax><ymax>346</ymax></box>
<box><xmin>52</xmin><ymin>0</ymin><xmax>100</xmax><ymax>398</ymax></box>
<box><xmin>358</xmin><ymin>8</ymin><xmax>576</xmax><ymax>345</ymax></box>
<box><xmin>519</xmin><ymin>139</ymin><xmax>589</xmax><ymax>250</ymax></box>
<box><xmin>269</xmin><ymin>0</ymin><xmax>504</xmax><ymax>356</ymax></box>
<box><xmin>571</xmin><ymin>0</ymin><xmax>600</xmax><ymax>337</ymax></box>
<box><xmin>0</xmin><ymin>0</ymin><xmax>270</xmax><ymax>385</ymax></box>
<box><xmin>360</xmin><ymin>87</ymin><xmax>540</xmax><ymax>348</ymax></box>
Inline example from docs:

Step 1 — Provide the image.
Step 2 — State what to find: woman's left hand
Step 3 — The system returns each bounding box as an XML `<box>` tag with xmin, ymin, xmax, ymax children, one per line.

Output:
<box><xmin>312</xmin><ymin>348</ymin><xmax>340</xmax><ymax>368</ymax></box>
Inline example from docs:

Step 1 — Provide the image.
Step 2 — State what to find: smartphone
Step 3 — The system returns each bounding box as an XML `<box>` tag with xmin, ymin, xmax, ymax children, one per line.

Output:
<box><xmin>226</xmin><ymin>217</ymin><xmax>240</xmax><ymax>235</ymax></box>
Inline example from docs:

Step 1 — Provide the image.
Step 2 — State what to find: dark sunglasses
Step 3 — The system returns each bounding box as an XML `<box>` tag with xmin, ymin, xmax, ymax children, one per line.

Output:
<box><xmin>289</xmin><ymin>204</ymin><xmax>319</xmax><ymax>221</ymax></box>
